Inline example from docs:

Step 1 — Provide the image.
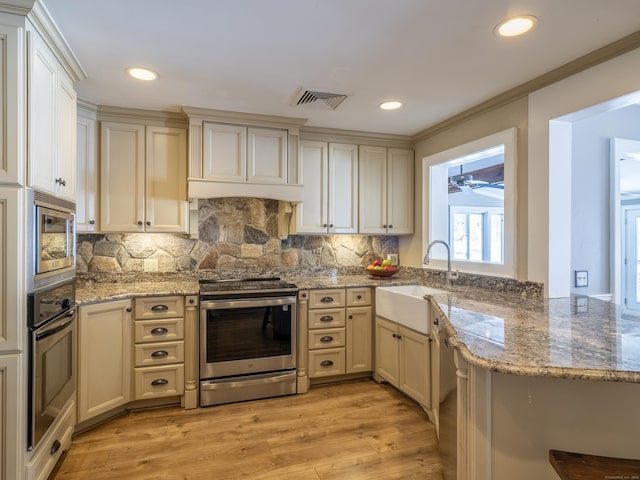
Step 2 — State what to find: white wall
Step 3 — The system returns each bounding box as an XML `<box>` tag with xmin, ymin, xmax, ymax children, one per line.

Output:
<box><xmin>570</xmin><ymin>106</ymin><xmax>640</xmax><ymax>295</ymax></box>
<box><xmin>529</xmin><ymin>47</ymin><xmax>640</xmax><ymax>297</ymax></box>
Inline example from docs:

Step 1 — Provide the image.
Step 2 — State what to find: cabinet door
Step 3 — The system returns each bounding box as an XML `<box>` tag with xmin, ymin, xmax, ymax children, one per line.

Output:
<box><xmin>28</xmin><ymin>31</ymin><xmax>57</xmax><ymax>195</ymax></box>
<box><xmin>0</xmin><ymin>25</ymin><xmax>23</xmax><ymax>185</ymax></box>
<box><xmin>346</xmin><ymin>306</ymin><xmax>372</xmax><ymax>373</ymax></box>
<box><xmin>328</xmin><ymin>143</ymin><xmax>358</xmax><ymax>233</ymax></box>
<box><xmin>358</xmin><ymin>145</ymin><xmax>387</xmax><ymax>234</ymax></box>
<box><xmin>387</xmin><ymin>148</ymin><xmax>414</xmax><ymax>234</ymax></box>
<box><xmin>145</xmin><ymin>126</ymin><xmax>188</xmax><ymax>233</ymax></box>
<box><xmin>76</xmin><ymin>112</ymin><xmax>98</xmax><ymax>232</ymax></box>
<box><xmin>0</xmin><ymin>354</ymin><xmax>20</xmax><ymax>480</ymax></box>
<box><xmin>399</xmin><ymin>325</ymin><xmax>431</xmax><ymax>408</ymax></box>
<box><xmin>375</xmin><ymin>316</ymin><xmax>399</xmax><ymax>386</ymax></box>
<box><xmin>77</xmin><ymin>299</ymin><xmax>132</xmax><ymax>423</ymax></box>
<box><xmin>0</xmin><ymin>188</ymin><xmax>20</xmax><ymax>352</ymax></box>
<box><xmin>202</xmin><ymin>123</ymin><xmax>246</xmax><ymax>182</ymax></box>
<box><xmin>297</xmin><ymin>140</ymin><xmax>328</xmax><ymax>233</ymax></box>
<box><xmin>100</xmin><ymin>122</ymin><xmax>145</xmax><ymax>232</ymax></box>
<box><xmin>56</xmin><ymin>72</ymin><xmax>77</xmax><ymax>201</ymax></box>
<box><xmin>247</xmin><ymin>127</ymin><xmax>287</xmax><ymax>184</ymax></box>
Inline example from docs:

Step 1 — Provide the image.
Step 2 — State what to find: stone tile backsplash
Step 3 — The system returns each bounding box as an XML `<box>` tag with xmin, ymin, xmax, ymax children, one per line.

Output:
<box><xmin>77</xmin><ymin>198</ymin><xmax>398</xmax><ymax>276</ymax></box>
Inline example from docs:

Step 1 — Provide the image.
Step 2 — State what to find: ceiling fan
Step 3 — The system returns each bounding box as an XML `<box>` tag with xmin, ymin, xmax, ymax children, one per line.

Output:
<box><xmin>449</xmin><ymin>173</ymin><xmax>504</xmax><ymax>190</ymax></box>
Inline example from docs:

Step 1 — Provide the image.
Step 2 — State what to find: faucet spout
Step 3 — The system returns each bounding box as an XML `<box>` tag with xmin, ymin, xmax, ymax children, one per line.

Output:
<box><xmin>423</xmin><ymin>240</ymin><xmax>459</xmax><ymax>280</ymax></box>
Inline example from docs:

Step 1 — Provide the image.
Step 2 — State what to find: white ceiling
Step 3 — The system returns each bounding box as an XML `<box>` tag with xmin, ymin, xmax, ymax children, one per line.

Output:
<box><xmin>43</xmin><ymin>0</ymin><xmax>640</xmax><ymax>136</ymax></box>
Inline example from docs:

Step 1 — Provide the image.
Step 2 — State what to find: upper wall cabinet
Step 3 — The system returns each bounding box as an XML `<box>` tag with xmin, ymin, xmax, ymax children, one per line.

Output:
<box><xmin>100</xmin><ymin>122</ymin><xmax>188</xmax><ymax>233</ymax></box>
<box><xmin>359</xmin><ymin>146</ymin><xmax>414</xmax><ymax>235</ymax></box>
<box><xmin>202</xmin><ymin>123</ymin><xmax>288</xmax><ymax>185</ymax></box>
<box><xmin>296</xmin><ymin>141</ymin><xmax>359</xmax><ymax>234</ymax></box>
<box><xmin>184</xmin><ymin>108</ymin><xmax>306</xmax><ymax>202</ymax></box>
<box><xmin>28</xmin><ymin>29</ymin><xmax>77</xmax><ymax>201</ymax></box>
<box><xmin>76</xmin><ymin>106</ymin><xmax>98</xmax><ymax>232</ymax></box>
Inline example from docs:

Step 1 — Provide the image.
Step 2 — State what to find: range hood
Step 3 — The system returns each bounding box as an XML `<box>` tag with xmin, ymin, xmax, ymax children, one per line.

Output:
<box><xmin>188</xmin><ymin>179</ymin><xmax>304</xmax><ymax>204</ymax></box>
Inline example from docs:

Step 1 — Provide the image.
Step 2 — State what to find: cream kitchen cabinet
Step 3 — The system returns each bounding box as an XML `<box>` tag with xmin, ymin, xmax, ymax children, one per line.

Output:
<box><xmin>0</xmin><ymin>354</ymin><xmax>20</xmax><ymax>480</ymax></box>
<box><xmin>77</xmin><ymin>299</ymin><xmax>133</xmax><ymax>423</ymax></box>
<box><xmin>76</xmin><ymin>105</ymin><xmax>98</xmax><ymax>232</ymax></box>
<box><xmin>28</xmin><ymin>28</ymin><xmax>77</xmax><ymax>201</ymax></box>
<box><xmin>0</xmin><ymin>24</ymin><xmax>22</xmax><ymax>185</ymax></box>
<box><xmin>202</xmin><ymin>123</ymin><xmax>288</xmax><ymax>184</ymax></box>
<box><xmin>100</xmin><ymin>122</ymin><xmax>188</xmax><ymax>233</ymax></box>
<box><xmin>307</xmin><ymin>287</ymin><xmax>372</xmax><ymax>379</ymax></box>
<box><xmin>375</xmin><ymin>316</ymin><xmax>431</xmax><ymax>408</ymax></box>
<box><xmin>133</xmin><ymin>296</ymin><xmax>185</xmax><ymax>400</ymax></box>
<box><xmin>297</xmin><ymin>140</ymin><xmax>358</xmax><ymax>234</ymax></box>
<box><xmin>359</xmin><ymin>146</ymin><xmax>413</xmax><ymax>234</ymax></box>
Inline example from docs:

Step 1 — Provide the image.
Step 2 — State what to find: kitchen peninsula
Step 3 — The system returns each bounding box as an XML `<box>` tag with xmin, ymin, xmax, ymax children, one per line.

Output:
<box><xmin>431</xmin><ymin>288</ymin><xmax>640</xmax><ymax>480</ymax></box>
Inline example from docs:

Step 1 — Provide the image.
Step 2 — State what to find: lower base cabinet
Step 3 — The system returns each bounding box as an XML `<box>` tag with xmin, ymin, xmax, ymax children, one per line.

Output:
<box><xmin>77</xmin><ymin>299</ymin><xmax>133</xmax><ymax>423</ymax></box>
<box><xmin>375</xmin><ymin>316</ymin><xmax>432</xmax><ymax>408</ymax></box>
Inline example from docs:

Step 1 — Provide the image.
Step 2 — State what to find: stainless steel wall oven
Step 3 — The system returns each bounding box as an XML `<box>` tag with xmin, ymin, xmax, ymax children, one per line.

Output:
<box><xmin>199</xmin><ymin>278</ymin><xmax>298</xmax><ymax>407</ymax></box>
<box><xmin>27</xmin><ymin>278</ymin><xmax>76</xmax><ymax>451</ymax></box>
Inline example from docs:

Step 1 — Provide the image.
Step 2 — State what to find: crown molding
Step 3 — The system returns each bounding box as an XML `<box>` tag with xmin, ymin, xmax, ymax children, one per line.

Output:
<box><xmin>412</xmin><ymin>30</ymin><xmax>640</xmax><ymax>143</ymax></box>
<box><xmin>0</xmin><ymin>0</ymin><xmax>34</xmax><ymax>15</ymax></box>
<box><xmin>97</xmin><ymin>105</ymin><xmax>188</xmax><ymax>128</ymax></box>
<box><xmin>182</xmin><ymin>106</ymin><xmax>308</xmax><ymax>129</ymax></box>
<box><xmin>300</xmin><ymin>125</ymin><xmax>413</xmax><ymax>149</ymax></box>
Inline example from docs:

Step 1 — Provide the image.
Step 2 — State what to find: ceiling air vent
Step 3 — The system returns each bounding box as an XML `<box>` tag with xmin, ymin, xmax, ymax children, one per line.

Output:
<box><xmin>294</xmin><ymin>89</ymin><xmax>348</xmax><ymax>110</ymax></box>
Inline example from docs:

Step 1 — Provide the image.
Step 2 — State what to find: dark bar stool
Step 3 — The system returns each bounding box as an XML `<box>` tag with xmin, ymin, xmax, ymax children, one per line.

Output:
<box><xmin>549</xmin><ymin>449</ymin><xmax>640</xmax><ymax>480</ymax></box>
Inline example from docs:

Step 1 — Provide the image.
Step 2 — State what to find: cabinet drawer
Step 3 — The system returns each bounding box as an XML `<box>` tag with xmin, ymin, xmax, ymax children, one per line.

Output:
<box><xmin>308</xmin><ymin>328</ymin><xmax>345</xmax><ymax>350</ymax></box>
<box><xmin>134</xmin><ymin>318</ymin><xmax>184</xmax><ymax>343</ymax></box>
<box><xmin>135</xmin><ymin>296</ymin><xmax>184</xmax><ymax>319</ymax></box>
<box><xmin>308</xmin><ymin>348</ymin><xmax>345</xmax><ymax>378</ymax></box>
<box><xmin>347</xmin><ymin>287</ymin><xmax>371</xmax><ymax>307</ymax></box>
<box><xmin>134</xmin><ymin>341</ymin><xmax>184</xmax><ymax>367</ymax></box>
<box><xmin>134</xmin><ymin>364</ymin><xmax>184</xmax><ymax>400</ymax></box>
<box><xmin>308</xmin><ymin>289</ymin><xmax>345</xmax><ymax>309</ymax></box>
<box><xmin>308</xmin><ymin>308</ymin><xmax>345</xmax><ymax>329</ymax></box>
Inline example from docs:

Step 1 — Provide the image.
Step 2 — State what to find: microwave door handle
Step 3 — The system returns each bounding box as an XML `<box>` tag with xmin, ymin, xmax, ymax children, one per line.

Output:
<box><xmin>35</xmin><ymin>310</ymin><xmax>75</xmax><ymax>341</ymax></box>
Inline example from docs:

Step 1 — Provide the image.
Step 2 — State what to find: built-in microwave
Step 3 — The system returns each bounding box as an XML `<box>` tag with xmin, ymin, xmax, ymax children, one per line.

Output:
<box><xmin>27</xmin><ymin>189</ymin><xmax>76</xmax><ymax>292</ymax></box>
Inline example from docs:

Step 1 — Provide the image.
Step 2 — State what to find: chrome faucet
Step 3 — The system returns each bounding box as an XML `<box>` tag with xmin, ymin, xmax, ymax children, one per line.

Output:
<box><xmin>423</xmin><ymin>240</ymin><xmax>459</xmax><ymax>280</ymax></box>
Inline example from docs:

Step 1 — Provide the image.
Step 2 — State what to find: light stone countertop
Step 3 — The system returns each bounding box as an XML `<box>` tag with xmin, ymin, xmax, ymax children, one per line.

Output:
<box><xmin>431</xmin><ymin>289</ymin><xmax>640</xmax><ymax>383</ymax></box>
<box><xmin>76</xmin><ymin>273</ymin><xmax>640</xmax><ymax>383</ymax></box>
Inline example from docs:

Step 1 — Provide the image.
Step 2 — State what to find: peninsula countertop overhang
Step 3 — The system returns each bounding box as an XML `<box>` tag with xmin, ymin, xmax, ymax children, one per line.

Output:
<box><xmin>431</xmin><ymin>288</ymin><xmax>640</xmax><ymax>383</ymax></box>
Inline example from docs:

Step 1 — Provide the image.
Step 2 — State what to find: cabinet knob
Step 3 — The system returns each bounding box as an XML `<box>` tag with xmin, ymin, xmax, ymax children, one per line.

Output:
<box><xmin>137</xmin><ymin>221</ymin><xmax>143</xmax><ymax>226</ymax></box>
<box><xmin>397</xmin><ymin>335</ymin><xmax>402</xmax><ymax>340</ymax></box>
<box><xmin>357</xmin><ymin>295</ymin><xmax>362</xmax><ymax>300</ymax></box>
<box><xmin>89</xmin><ymin>220</ymin><xmax>96</xmax><ymax>225</ymax></box>
<box><xmin>388</xmin><ymin>224</ymin><xmax>393</xmax><ymax>229</ymax></box>
<box><xmin>348</xmin><ymin>315</ymin><xmax>353</xmax><ymax>320</ymax></box>
<box><xmin>301</xmin><ymin>293</ymin><xmax>307</xmax><ymax>298</ymax></box>
<box><xmin>323</xmin><ymin>223</ymin><xmax>328</xmax><ymax>228</ymax></box>
<box><xmin>146</xmin><ymin>221</ymin><xmax>151</xmax><ymax>226</ymax></box>
<box><xmin>55</xmin><ymin>177</ymin><xmax>66</xmax><ymax>186</ymax></box>
<box><xmin>126</xmin><ymin>307</ymin><xmax>132</xmax><ymax>312</ymax></box>
<box><xmin>189</xmin><ymin>298</ymin><xmax>195</xmax><ymax>304</ymax></box>
<box><xmin>383</xmin><ymin>224</ymin><xmax>387</xmax><ymax>228</ymax></box>
<box><xmin>392</xmin><ymin>333</ymin><xmax>397</xmax><ymax>338</ymax></box>
<box><xmin>329</xmin><ymin>223</ymin><xmax>334</xmax><ymax>228</ymax></box>
<box><xmin>433</xmin><ymin>317</ymin><xmax>439</xmax><ymax>326</ymax></box>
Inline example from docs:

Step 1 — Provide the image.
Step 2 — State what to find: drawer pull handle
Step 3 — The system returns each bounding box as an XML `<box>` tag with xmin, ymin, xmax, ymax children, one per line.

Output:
<box><xmin>50</xmin><ymin>439</ymin><xmax>61</xmax><ymax>455</ymax></box>
<box><xmin>320</xmin><ymin>297</ymin><xmax>334</xmax><ymax>304</ymax></box>
<box><xmin>320</xmin><ymin>360</ymin><xmax>334</xmax><ymax>367</ymax></box>
<box><xmin>320</xmin><ymin>336</ymin><xmax>334</xmax><ymax>343</ymax></box>
<box><xmin>151</xmin><ymin>350</ymin><xmax>169</xmax><ymax>358</ymax></box>
<box><xmin>151</xmin><ymin>305</ymin><xmax>169</xmax><ymax>311</ymax></box>
<box><xmin>320</xmin><ymin>316</ymin><xmax>334</xmax><ymax>322</ymax></box>
<box><xmin>150</xmin><ymin>327</ymin><xmax>169</xmax><ymax>335</ymax></box>
<box><xmin>151</xmin><ymin>378</ymin><xmax>169</xmax><ymax>386</ymax></box>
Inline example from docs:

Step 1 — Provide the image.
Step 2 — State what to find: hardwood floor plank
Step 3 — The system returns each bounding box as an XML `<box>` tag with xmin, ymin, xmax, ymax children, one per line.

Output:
<box><xmin>52</xmin><ymin>379</ymin><xmax>443</xmax><ymax>480</ymax></box>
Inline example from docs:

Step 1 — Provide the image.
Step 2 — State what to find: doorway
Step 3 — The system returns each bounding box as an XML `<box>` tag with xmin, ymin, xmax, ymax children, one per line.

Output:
<box><xmin>624</xmin><ymin>208</ymin><xmax>640</xmax><ymax>312</ymax></box>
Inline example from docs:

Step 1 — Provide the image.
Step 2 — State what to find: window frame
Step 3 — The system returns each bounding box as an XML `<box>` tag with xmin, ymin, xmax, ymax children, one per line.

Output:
<box><xmin>422</xmin><ymin>128</ymin><xmax>517</xmax><ymax>278</ymax></box>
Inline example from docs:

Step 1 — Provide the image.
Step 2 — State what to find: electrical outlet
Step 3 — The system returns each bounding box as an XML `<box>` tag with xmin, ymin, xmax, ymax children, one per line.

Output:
<box><xmin>575</xmin><ymin>270</ymin><xmax>588</xmax><ymax>288</ymax></box>
<box><xmin>387</xmin><ymin>254</ymin><xmax>399</xmax><ymax>266</ymax></box>
<box><xmin>144</xmin><ymin>258</ymin><xmax>159</xmax><ymax>272</ymax></box>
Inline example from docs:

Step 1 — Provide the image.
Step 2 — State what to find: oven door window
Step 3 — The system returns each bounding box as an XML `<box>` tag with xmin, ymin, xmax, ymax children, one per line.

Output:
<box><xmin>206</xmin><ymin>305</ymin><xmax>292</xmax><ymax>363</ymax></box>
<box><xmin>33</xmin><ymin>326</ymin><xmax>74</xmax><ymax>447</ymax></box>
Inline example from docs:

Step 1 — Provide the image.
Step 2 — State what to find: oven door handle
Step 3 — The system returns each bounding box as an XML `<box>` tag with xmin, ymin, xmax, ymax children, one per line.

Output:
<box><xmin>200</xmin><ymin>297</ymin><xmax>297</xmax><ymax>310</ymax></box>
<box><xmin>35</xmin><ymin>310</ymin><xmax>75</xmax><ymax>341</ymax></box>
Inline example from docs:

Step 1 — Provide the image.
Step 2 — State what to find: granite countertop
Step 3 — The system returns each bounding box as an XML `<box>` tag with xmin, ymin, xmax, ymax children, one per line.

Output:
<box><xmin>431</xmin><ymin>289</ymin><xmax>640</xmax><ymax>383</ymax></box>
<box><xmin>76</xmin><ymin>280</ymin><xmax>200</xmax><ymax>305</ymax></box>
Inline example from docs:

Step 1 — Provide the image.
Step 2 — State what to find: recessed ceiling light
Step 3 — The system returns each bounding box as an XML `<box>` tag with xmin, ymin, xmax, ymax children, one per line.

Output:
<box><xmin>495</xmin><ymin>15</ymin><xmax>537</xmax><ymax>37</ymax></box>
<box><xmin>379</xmin><ymin>101</ymin><xmax>402</xmax><ymax>110</ymax></box>
<box><xmin>127</xmin><ymin>67</ymin><xmax>159</xmax><ymax>81</ymax></box>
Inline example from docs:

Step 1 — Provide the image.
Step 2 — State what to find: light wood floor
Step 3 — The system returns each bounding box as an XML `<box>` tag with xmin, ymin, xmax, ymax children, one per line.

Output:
<box><xmin>52</xmin><ymin>379</ymin><xmax>444</xmax><ymax>480</ymax></box>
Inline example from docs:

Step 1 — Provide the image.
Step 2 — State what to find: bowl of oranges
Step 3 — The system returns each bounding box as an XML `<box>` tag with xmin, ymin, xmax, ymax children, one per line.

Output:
<box><xmin>365</xmin><ymin>259</ymin><xmax>398</xmax><ymax>278</ymax></box>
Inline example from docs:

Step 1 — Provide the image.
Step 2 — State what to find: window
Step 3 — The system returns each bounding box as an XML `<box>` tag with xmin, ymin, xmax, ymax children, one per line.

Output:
<box><xmin>422</xmin><ymin>128</ymin><xmax>517</xmax><ymax>278</ymax></box>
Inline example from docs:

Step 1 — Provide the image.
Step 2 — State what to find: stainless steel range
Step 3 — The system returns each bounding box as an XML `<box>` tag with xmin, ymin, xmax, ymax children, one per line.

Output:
<box><xmin>199</xmin><ymin>278</ymin><xmax>298</xmax><ymax>407</ymax></box>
